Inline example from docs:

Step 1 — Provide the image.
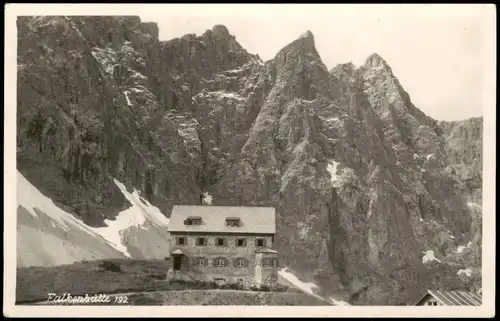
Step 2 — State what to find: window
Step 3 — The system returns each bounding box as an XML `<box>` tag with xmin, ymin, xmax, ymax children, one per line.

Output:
<box><xmin>196</xmin><ymin>237</ymin><xmax>207</xmax><ymax>246</ymax></box>
<box><xmin>256</xmin><ymin>238</ymin><xmax>266</xmax><ymax>247</ymax></box>
<box><xmin>213</xmin><ymin>277</ymin><xmax>226</xmax><ymax>283</ymax></box>
<box><xmin>236</xmin><ymin>278</ymin><xmax>244</xmax><ymax>283</ymax></box>
<box><xmin>225</xmin><ymin>217</ymin><xmax>241</xmax><ymax>227</ymax></box>
<box><xmin>262</xmin><ymin>258</ymin><xmax>271</xmax><ymax>267</ymax></box>
<box><xmin>235</xmin><ymin>258</ymin><xmax>247</xmax><ymax>268</ymax></box>
<box><xmin>176</xmin><ymin>237</ymin><xmax>186</xmax><ymax>245</ymax></box>
<box><xmin>216</xmin><ymin>238</ymin><xmax>226</xmax><ymax>247</ymax></box>
<box><xmin>272</xmin><ymin>258</ymin><xmax>279</xmax><ymax>267</ymax></box>
<box><xmin>195</xmin><ymin>257</ymin><xmax>205</xmax><ymax>267</ymax></box>
<box><xmin>184</xmin><ymin>217</ymin><xmax>202</xmax><ymax>226</ymax></box>
<box><xmin>214</xmin><ymin>258</ymin><xmax>227</xmax><ymax>267</ymax></box>
<box><xmin>236</xmin><ymin>238</ymin><xmax>247</xmax><ymax>247</ymax></box>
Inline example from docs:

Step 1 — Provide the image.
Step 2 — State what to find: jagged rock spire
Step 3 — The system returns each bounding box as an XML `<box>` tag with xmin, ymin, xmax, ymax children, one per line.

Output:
<box><xmin>364</xmin><ymin>53</ymin><xmax>390</xmax><ymax>69</ymax></box>
<box><xmin>275</xmin><ymin>29</ymin><xmax>319</xmax><ymax>61</ymax></box>
<box><xmin>211</xmin><ymin>24</ymin><xmax>231</xmax><ymax>37</ymax></box>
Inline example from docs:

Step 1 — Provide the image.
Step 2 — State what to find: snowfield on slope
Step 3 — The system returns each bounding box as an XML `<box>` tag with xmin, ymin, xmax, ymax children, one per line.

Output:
<box><xmin>17</xmin><ymin>171</ymin><xmax>172</xmax><ymax>267</ymax></box>
<box><xmin>89</xmin><ymin>179</ymin><xmax>170</xmax><ymax>258</ymax></box>
<box><xmin>17</xmin><ymin>170</ymin><xmax>125</xmax><ymax>267</ymax></box>
<box><xmin>17</xmin><ymin>170</ymin><xmax>108</xmax><ymax>237</ymax></box>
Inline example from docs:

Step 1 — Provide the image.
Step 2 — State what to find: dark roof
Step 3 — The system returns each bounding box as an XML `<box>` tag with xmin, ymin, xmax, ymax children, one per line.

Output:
<box><xmin>417</xmin><ymin>290</ymin><xmax>482</xmax><ymax>306</ymax></box>
<box><xmin>168</xmin><ymin>205</ymin><xmax>276</xmax><ymax>234</ymax></box>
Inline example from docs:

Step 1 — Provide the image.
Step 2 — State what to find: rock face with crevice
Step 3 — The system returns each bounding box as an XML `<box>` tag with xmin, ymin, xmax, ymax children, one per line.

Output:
<box><xmin>16</xmin><ymin>16</ymin><xmax>482</xmax><ymax>305</ymax></box>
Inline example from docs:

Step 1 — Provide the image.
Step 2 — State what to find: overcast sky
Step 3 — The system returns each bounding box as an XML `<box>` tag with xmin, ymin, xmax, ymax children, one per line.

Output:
<box><xmin>138</xmin><ymin>4</ymin><xmax>494</xmax><ymax>121</ymax></box>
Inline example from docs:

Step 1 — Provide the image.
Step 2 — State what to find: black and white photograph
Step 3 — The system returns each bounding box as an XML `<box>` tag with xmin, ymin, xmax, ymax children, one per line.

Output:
<box><xmin>4</xmin><ymin>3</ymin><xmax>496</xmax><ymax>318</ymax></box>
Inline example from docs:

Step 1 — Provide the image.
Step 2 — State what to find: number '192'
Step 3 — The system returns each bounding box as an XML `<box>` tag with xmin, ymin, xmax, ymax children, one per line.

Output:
<box><xmin>114</xmin><ymin>296</ymin><xmax>128</xmax><ymax>304</ymax></box>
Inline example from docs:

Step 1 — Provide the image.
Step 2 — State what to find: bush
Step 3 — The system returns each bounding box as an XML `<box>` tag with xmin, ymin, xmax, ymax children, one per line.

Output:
<box><xmin>249</xmin><ymin>284</ymin><xmax>271</xmax><ymax>292</ymax></box>
<box><xmin>260</xmin><ymin>285</ymin><xmax>271</xmax><ymax>292</ymax></box>
<box><xmin>274</xmin><ymin>284</ymin><xmax>290</xmax><ymax>292</ymax></box>
<box><xmin>99</xmin><ymin>260</ymin><xmax>122</xmax><ymax>273</ymax></box>
<box><xmin>149</xmin><ymin>273</ymin><xmax>166</xmax><ymax>280</ymax></box>
<box><xmin>227</xmin><ymin>282</ymin><xmax>244</xmax><ymax>290</ymax></box>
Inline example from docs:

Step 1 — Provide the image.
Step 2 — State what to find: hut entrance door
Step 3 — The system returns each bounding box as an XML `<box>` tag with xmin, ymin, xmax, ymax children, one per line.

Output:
<box><xmin>173</xmin><ymin>255</ymin><xmax>182</xmax><ymax>271</ymax></box>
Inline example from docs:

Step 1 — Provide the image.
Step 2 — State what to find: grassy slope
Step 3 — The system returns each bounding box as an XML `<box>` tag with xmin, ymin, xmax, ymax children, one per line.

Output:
<box><xmin>16</xmin><ymin>259</ymin><xmax>329</xmax><ymax>306</ymax></box>
<box><xmin>16</xmin><ymin>259</ymin><xmax>172</xmax><ymax>303</ymax></box>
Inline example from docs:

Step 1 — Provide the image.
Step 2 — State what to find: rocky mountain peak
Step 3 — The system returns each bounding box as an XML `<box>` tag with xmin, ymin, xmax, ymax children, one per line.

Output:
<box><xmin>364</xmin><ymin>53</ymin><xmax>392</xmax><ymax>71</ymax></box>
<box><xmin>276</xmin><ymin>30</ymin><xmax>319</xmax><ymax>60</ymax></box>
<box><xmin>300</xmin><ymin>30</ymin><xmax>315</xmax><ymax>41</ymax></box>
<box><xmin>330</xmin><ymin>62</ymin><xmax>357</xmax><ymax>77</ymax></box>
<box><xmin>211</xmin><ymin>24</ymin><xmax>231</xmax><ymax>37</ymax></box>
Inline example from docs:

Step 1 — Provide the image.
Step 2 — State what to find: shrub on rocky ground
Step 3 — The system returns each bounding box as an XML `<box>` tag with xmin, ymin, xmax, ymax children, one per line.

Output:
<box><xmin>99</xmin><ymin>260</ymin><xmax>122</xmax><ymax>273</ymax></box>
<box><xmin>149</xmin><ymin>273</ymin><xmax>166</xmax><ymax>280</ymax></box>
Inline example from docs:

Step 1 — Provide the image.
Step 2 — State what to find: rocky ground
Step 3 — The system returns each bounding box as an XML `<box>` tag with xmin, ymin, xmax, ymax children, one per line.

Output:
<box><xmin>16</xmin><ymin>16</ymin><xmax>482</xmax><ymax>305</ymax></box>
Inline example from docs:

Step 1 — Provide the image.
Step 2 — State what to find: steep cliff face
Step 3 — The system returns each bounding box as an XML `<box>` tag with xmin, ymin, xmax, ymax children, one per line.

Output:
<box><xmin>16</xmin><ymin>16</ymin><xmax>482</xmax><ymax>305</ymax></box>
<box><xmin>17</xmin><ymin>16</ymin><xmax>200</xmax><ymax>227</ymax></box>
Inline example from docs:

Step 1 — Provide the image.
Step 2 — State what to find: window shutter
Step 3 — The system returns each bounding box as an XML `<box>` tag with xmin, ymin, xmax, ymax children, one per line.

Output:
<box><xmin>233</xmin><ymin>258</ymin><xmax>238</xmax><ymax>268</ymax></box>
<box><xmin>244</xmin><ymin>258</ymin><xmax>249</xmax><ymax>267</ymax></box>
<box><xmin>224</xmin><ymin>257</ymin><xmax>229</xmax><ymax>267</ymax></box>
<box><xmin>204</xmin><ymin>258</ymin><xmax>209</xmax><ymax>267</ymax></box>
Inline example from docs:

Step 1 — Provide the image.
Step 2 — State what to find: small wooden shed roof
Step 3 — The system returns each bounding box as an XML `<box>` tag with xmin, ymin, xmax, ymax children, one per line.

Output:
<box><xmin>415</xmin><ymin>290</ymin><xmax>482</xmax><ymax>306</ymax></box>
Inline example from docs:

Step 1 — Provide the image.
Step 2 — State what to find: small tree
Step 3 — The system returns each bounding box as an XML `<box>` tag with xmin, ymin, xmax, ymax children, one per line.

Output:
<box><xmin>26</xmin><ymin>110</ymin><xmax>47</xmax><ymax>153</ymax></box>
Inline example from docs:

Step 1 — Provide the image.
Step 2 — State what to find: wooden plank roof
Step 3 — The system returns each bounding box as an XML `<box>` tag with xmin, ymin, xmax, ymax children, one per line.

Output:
<box><xmin>425</xmin><ymin>290</ymin><xmax>482</xmax><ymax>306</ymax></box>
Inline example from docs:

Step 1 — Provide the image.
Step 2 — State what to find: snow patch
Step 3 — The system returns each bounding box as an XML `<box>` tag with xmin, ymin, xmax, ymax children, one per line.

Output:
<box><xmin>278</xmin><ymin>268</ymin><xmax>323</xmax><ymax>300</ymax></box>
<box><xmin>224</xmin><ymin>68</ymin><xmax>243</xmax><ymax>74</ymax></box>
<box><xmin>210</xmin><ymin>91</ymin><xmax>245</xmax><ymax>101</ymax></box>
<box><xmin>327</xmin><ymin>160</ymin><xmax>340</xmax><ymax>184</ymax></box>
<box><xmin>457</xmin><ymin>268</ymin><xmax>472</xmax><ymax>277</ymax></box>
<box><xmin>130</xmin><ymin>87</ymin><xmax>145</xmax><ymax>94</ymax></box>
<box><xmin>124</xmin><ymin>91</ymin><xmax>132</xmax><ymax>106</ymax></box>
<box><xmin>422</xmin><ymin>250</ymin><xmax>441</xmax><ymax>264</ymax></box>
<box><xmin>467</xmin><ymin>202</ymin><xmax>481</xmax><ymax>212</ymax></box>
<box><xmin>457</xmin><ymin>246</ymin><xmax>466</xmax><ymax>253</ymax></box>
<box><xmin>202</xmin><ymin>192</ymin><xmax>213</xmax><ymax>205</ymax></box>
<box><xmin>426</xmin><ymin>154</ymin><xmax>434</xmax><ymax>160</ymax></box>
<box><xmin>329</xmin><ymin>297</ymin><xmax>351</xmax><ymax>306</ymax></box>
<box><xmin>89</xmin><ymin>179</ymin><xmax>170</xmax><ymax>257</ymax></box>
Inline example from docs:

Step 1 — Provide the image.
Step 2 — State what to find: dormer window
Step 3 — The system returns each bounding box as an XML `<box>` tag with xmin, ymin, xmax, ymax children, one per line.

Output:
<box><xmin>225</xmin><ymin>217</ymin><xmax>241</xmax><ymax>227</ymax></box>
<box><xmin>184</xmin><ymin>216</ymin><xmax>202</xmax><ymax>226</ymax></box>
